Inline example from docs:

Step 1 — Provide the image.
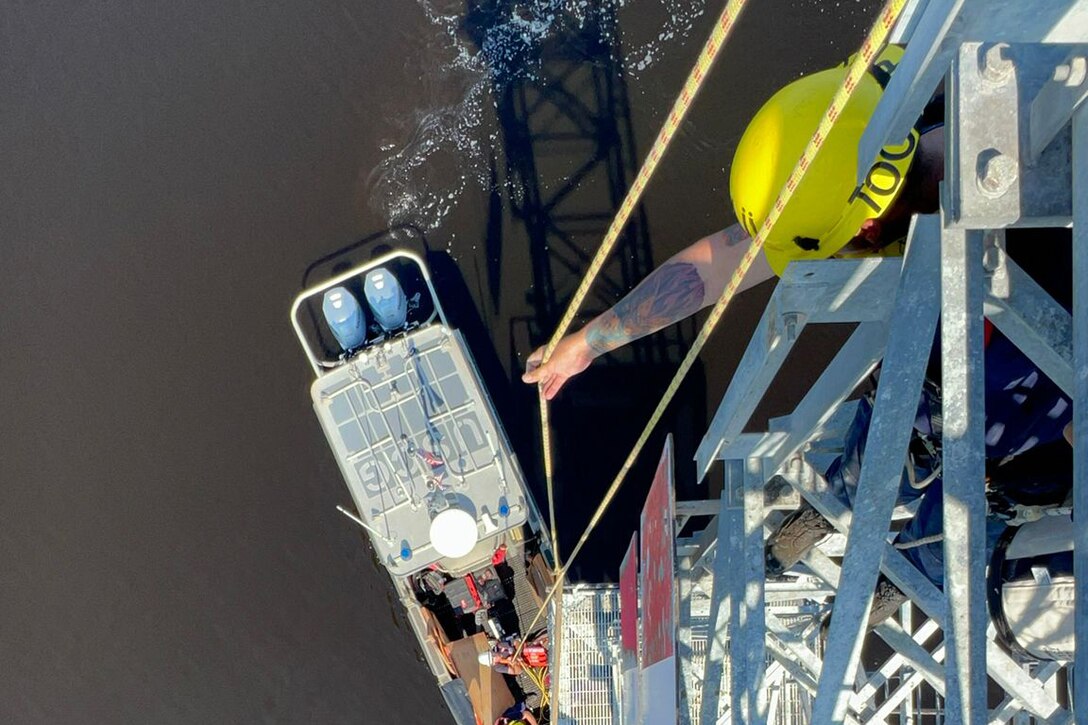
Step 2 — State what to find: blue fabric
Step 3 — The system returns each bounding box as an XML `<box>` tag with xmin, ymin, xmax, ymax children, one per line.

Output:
<box><xmin>895</xmin><ymin>481</ymin><xmax>945</xmax><ymax>587</ymax></box>
<box><xmin>823</xmin><ymin>397</ymin><xmax>931</xmax><ymax>509</ymax></box>
<box><xmin>982</xmin><ymin>331</ymin><xmax>1071</xmax><ymax>460</ymax></box>
<box><xmin>822</xmin><ymin>331</ymin><xmax>1073</xmax><ymax>590</ymax></box>
<box><xmin>895</xmin><ymin>481</ymin><xmax>1009</xmax><ymax>590</ymax></box>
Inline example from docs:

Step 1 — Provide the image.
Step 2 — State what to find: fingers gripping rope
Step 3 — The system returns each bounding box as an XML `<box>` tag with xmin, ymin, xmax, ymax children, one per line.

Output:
<box><xmin>523</xmin><ymin>0</ymin><xmax>911</xmax><ymax>663</ymax></box>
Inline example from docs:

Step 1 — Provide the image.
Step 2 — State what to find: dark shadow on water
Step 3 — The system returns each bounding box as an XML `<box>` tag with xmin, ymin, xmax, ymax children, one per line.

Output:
<box><xmin>485</xmin><ymin>152</ymin><xmax>505</xmax><ymax>311</ymax></box>
<box><xmin>463</xmin><ymin>0</ymin><xmax>661</xmax><ymax>334</ymax></box>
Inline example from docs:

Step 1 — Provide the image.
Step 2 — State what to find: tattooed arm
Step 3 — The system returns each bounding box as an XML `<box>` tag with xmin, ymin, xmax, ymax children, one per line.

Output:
<box><xmin>523</xmin><ymin>223</ymin><xmax>774</xmax><ymax>399</ymax></box>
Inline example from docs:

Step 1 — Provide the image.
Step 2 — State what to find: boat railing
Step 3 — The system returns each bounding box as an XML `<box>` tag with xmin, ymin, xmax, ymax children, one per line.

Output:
<box><xmin>289</xmin><ymin>249</ymin><xmax>446</xmax><ymax>375</ymax></box>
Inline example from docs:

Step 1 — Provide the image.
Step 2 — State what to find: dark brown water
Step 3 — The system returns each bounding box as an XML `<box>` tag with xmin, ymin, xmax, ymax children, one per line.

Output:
<box><xmin>2</xmin><ymin>1</ymin><xmax>879</xmax><ymax>722</ymax></box>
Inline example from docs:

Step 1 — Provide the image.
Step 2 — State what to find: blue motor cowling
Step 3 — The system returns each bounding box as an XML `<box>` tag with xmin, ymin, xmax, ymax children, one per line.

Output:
<box><xmin>364</xmin><ymin>267</ymin><xmax>408</xmax><ymax>332</ymax></box>
<box><xmin>322</xmin><ymin>286</ymin><xmax>367</xmax><ymax>352</ymax></box>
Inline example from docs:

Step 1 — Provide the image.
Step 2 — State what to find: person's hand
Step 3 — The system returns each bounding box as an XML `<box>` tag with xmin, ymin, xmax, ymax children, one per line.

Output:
<box><xmin>521</xmin><ymin>328</ymin><xmax>596</xmax><ymax>400</ymax></box>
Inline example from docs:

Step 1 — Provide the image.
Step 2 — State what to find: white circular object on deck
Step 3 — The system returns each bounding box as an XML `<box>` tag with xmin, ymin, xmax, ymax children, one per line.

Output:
<box><xmin>429</xmin><ymin>508</ymin><xmax>479</xmax><ymax>559</ymax></box>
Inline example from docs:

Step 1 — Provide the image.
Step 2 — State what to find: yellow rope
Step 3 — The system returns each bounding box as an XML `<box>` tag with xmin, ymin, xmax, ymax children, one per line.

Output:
<box><xmin>542</xmin><ymin>392</ymin><xmax>560</xmax><ymax>567</ymax></box>
<box><xmin>523</xmin><ymin>0</ymin><xmax>910</xmax><ymax>658</ymax></box>
<box><xmin>538</xmin><ymin>0</ymin><xmax>752</xmax><ymax>574</ymax></box>
<box><xmin>525</xmin><ymin>666</ymin><xmax>550</xmax><ymax>708</ymax></box>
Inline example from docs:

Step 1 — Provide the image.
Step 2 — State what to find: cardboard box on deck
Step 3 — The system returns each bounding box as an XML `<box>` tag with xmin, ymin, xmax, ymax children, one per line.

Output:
<box><xmin>527</xmin><ymin>553</ymin><xmax>554</xmax><ymax>609</ymax></box>
<box><xmin>448</xmin><ymin>632</ymin><xmax>515</xmax><ymax>722</ymax></box>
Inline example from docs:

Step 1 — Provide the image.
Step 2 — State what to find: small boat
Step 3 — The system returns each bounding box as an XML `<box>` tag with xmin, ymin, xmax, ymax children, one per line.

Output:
<box><xmin>291</xmin><ymin>250</ymin><xmax>555</xmax><ymax>724</ymax></box>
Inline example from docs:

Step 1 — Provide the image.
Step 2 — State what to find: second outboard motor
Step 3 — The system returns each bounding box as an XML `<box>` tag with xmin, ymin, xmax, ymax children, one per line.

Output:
<box><xmin>364</xmin><ymin>267</ymin><xmax>408</xmax><ymax>332</ymax></box>
<box><xmin>322</xmin><ymin>286</ymin><xmax>366</xmax><ymax>352</ymax></box>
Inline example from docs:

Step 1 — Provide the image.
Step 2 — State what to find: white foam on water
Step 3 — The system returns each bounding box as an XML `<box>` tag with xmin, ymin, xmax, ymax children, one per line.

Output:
<box><xmin>624</xmin><ymin>0</ymin><xmax>707</xmax><ymax>75</ymax></box>
<box><xmin>368</xmin><ymin>0</ymin><xmax>708</xmax><ymax>246</ymax></box>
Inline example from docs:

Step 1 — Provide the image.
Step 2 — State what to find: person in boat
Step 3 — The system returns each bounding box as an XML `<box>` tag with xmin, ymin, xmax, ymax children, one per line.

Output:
<box><xmin>494</xmin><ymin>702</ymin><xmax>539</xmax><ymax>725</ymax></box>
<box><xmin>521</xmin><ymin>45</ymin><xmax>1075</xmax><ymax>633</ymax></box>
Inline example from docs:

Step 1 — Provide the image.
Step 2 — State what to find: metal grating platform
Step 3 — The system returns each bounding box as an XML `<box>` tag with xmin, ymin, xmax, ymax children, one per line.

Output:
<box><xmin>554</xmin><ymin>585</ymin><xmax>623</xmax><ymax>724</ymax></box>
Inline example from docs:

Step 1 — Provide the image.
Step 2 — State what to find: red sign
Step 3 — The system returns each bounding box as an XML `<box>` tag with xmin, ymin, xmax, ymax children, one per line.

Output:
<box><xmin>639</xmin><ymin>436</ymin><xmax>676</xmax><ymax>666</ymax></box>
<box><xmin>619</xmin><ymin>532</ymin><xmax>639</xmax><ymax>656</ymax></box>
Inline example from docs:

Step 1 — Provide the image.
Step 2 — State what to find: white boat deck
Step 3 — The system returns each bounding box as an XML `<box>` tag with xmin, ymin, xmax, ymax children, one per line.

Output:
<box><xmin>310</xmin><ymin>322</ymin><xmax>529</xmax><ymax>576</ymax></box>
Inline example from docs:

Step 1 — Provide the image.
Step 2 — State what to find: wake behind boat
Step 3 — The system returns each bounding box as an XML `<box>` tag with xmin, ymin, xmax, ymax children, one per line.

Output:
<box><xmin>291</xmin><ymin>250</ymin><xmax>555</xmax><ymax>725</ymax></box>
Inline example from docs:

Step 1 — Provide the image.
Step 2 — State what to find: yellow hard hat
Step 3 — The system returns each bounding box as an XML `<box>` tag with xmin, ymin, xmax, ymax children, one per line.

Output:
<box><xmin>730</xmin><ymin>46</ymin><xmax>920</xmax><ymax>276</ymax></box>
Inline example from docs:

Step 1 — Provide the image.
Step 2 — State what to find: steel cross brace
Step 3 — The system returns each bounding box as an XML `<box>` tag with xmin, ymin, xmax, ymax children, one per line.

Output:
<box><xmin>797</xmin><ymin>544</ymin><xmax>949</xmax><ymax>702</ymax></box>
<box><xmin>985</xmin><ymin>248</ymin><xmax>1074</xmax><ymax>397</ymax></box>
<box><xmin>1071</xmin><ymin>97</ymin><xmax>1088</xmax><ymax>721</ymax></box>
<box><xmin>864</xmin><ymin>644</ymin><xmax>946</xmax><ymax>725</ymax></box>
<box><xmin>764</xmin><ymin>634</ymin><xmax>819</xmax><ymax>698</ymax></box>
<box><xmin>695</xmin><ymin>257</ymin><xmax>901</xmax><ymax>480</ymax></box>
<box><xmin>698</xmin><ymin>323</ymin><xmax>891</xmax><ymax>725</ymax></box>
<box><xmin>852</xmin><ymin>619</ymin><xmax>942</xmax><ymax>712</ymax></box>
<box><xmin>990</xmin><ymin>662</ymin><xmax>1065</xmax><ymax>723</ymax></box>
<box><xmin>785</xmin><ymin>453</ymin><xmax>1068</xmax><ymax>721</ymax></box>
<box><xmin>786</xmin><ymin>454</ymin><xmax>1069</xmax><ymax>720</ymax></box>
<box><xmin>811</xmin><ymin>215</ymin><xmax>943</xmax><ymax>723</ymax></box>
<box><xmin>692</xmin><ymin>220</ymin><xmax>1080</xmax><ymax>722</ymax></box>
<box><xmin>765</xmin><ymin>218</ymin><xmax>1061</xmax><ymax>718</ymax></box>
<box><xmin>762</xmin><ymin>636</ymin><xmax>858</xmax><ymax>725</ymax></box>
<box><xmin>769</xmin><ymin>611</ymin><xmax>873</xmax><ymax>724</ymax></box>
<box><xmin>707</xmin><ymin>321</ymin><xmax>889</xmax><ymax>480</ymax></box>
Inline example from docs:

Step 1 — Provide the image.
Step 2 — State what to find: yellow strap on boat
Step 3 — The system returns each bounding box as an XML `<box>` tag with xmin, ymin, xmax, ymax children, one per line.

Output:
<box><xmin>523</xmin><ymin>0</ymin><xmax>910</xmax><ymax>659</ymax></box>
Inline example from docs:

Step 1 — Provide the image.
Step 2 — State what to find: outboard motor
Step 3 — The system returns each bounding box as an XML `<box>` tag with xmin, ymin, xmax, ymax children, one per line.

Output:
<box><xmin>322</xmin><ymin>286</ymin><xmax>367</xmax><ymax>353</ymax></box>
<box><xmin>989</xmin><ymin>513</ymin><xmax>1075</xmax><ymax>662</ymax></box>
<box><xmin>364</xmin><ymin>267</ymin><xmax>408</xmax><ymax>332</ymax></box>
